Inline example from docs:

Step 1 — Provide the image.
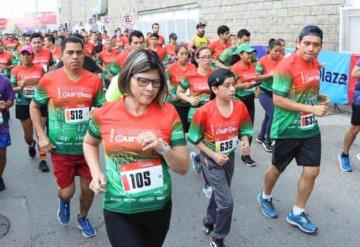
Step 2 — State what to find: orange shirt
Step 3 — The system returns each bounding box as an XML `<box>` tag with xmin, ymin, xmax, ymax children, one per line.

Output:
<box><xmin>0</xmin><ymin>51</ymin><xmax>12</xmax><ymax>66</ymax></box>
<box><xmin>50</xmin><ymin>46</ymin><xmax>62</xmax><ymax>64</ymax></box>
<box><xmin>85</xmin><ymin>42</ymin><xmax>95</xmax><ymax>56</ymax></box>
<box><xmin>231</xmin><ymin>62</ymin><xmax>257</xmax><ymax>82</ymax></box>
<box><xmin>166</xmin><ymin>62</ymin><xmax>196</xmax><ymax>87</ymax></box>
<box><xmin>165</xmin><ymin>43</ymin><xmax>177</xmax><ymax>58</ymax></box>
<box><xmin>208</xmin><ymin>39</ymin><xmax>231</xmax><ymax>59</ymax></box>
<box><xmin>146</xmin><ymin>35</ymin><xmax>165</xmax><ymax>47</ymax></box>
<box><xmin>148</xmin><ymin>46</ymin><xmax>166</xmax><ymax>60</ymax></box>
<box><xmin>99</xmin><ymin>49</ymin><xmax>120</xmax><ymax>66</ymax></box>
<box><xmin>33</xmin><ymin>48</ymin><xmax>53</xmax><ymax>72</ymax></box>
<box><xmin>115</xmin><ymin>50</ymin><xmax>131</xmax><ymax>68</ymax></box>
<box><xmin>4</xmin><ymin>39</ymin><xmax>19</xmax><ymax>52</ymax></box>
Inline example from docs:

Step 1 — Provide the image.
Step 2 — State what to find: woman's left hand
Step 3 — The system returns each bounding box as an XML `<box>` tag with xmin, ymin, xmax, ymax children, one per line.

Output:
<box><xmin>138</xmin><ymin>131</ymin><xmax>168</xmax><ymax>153</ymax></box>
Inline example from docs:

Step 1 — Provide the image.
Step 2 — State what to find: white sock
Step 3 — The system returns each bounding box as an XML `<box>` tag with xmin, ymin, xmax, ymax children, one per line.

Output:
<box><xmin>292</xmin><ymin>205</ymin><xmax>305</xmax><ymax>216</ymax></box>
<box><xmin>262</xmin><ymin>191</ymin><xmax>272</xmax><ymax>200</ymax></box>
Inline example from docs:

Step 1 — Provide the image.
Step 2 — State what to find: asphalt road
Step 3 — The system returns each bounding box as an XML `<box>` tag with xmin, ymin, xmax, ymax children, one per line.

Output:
<box><xmin>0</xmin><ymin>102</ymin><xmax>359</xmax><ymax>247</ymax></box>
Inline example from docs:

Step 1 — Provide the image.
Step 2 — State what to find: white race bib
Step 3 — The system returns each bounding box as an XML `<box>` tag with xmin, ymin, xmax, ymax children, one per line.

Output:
<box><xmin>120</xmin><ymin>159</ymin><xmax>163</xmax><ymax>194</ymax></box>
<box><xmin>64</xmin><ymin>107</ymin><xmax>90</xmax><ymax>124</ymax></box>
<box><xmin>23</xmin><ymin>85</ymin><xmax>36</xmax><ymax>98</ymax></box>
<box><xmin>215</xmin><ymin>136</ymin><xmax>239</xmax><ymax>153</ymax></box>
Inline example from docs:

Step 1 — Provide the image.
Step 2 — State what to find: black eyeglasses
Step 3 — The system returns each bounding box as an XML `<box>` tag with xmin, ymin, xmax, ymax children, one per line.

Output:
<box><xmin>132</xmin><ymin>75</ymin><xmax>162</xmax><ymax>88</ymax></box>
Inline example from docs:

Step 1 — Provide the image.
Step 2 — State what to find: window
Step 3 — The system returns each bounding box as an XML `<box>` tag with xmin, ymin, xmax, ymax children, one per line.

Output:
<box><xmin>340</xmin><ymin>6</ymin><xmax>360</xmax><ymax>53</ymax></box>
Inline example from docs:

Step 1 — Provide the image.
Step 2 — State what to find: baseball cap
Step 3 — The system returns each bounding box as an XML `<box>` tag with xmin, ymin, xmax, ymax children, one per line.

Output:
<box><xmin>236</xmin><ymin>43</ymin><xmax>255</xmax><ymax>54</ymax></box>
<box><xmin>208</xmin><ymin>69</ymin><xmax>234</xmax><ymax>88</ymax></box>
<box><xmin>196</xmin><ymin>22</ymin><xmax>206</xmax><ymax>29</ymax></box>
<box><xmin>169</xmin><ymin>33</ymin><xmax>177</xmax><ymax>40</ymax></box>
<box><xmin>20</xmin><ymin>45</ymin><xmax>34</xmax><ymax>55</ymax></box>
<box><xmin>299</xmin><ymin>25</ymin><xmax>323</xmax><ymax>40</ymax></box>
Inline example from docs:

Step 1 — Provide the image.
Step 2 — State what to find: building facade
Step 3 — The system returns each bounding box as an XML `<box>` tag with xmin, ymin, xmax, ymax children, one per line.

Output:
<box><xmin>59</xmin><ymin>0</ymin><xmax>360</xmax><ymax>51</ymax></box>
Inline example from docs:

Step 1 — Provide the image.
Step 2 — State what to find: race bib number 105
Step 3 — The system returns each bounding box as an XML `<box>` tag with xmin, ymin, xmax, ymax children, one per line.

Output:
<box><xmin>65</xmin><ymin>107</ymin><xmax>90</xmax><ymax>124</ymax></box>
<box><xmin>120</xmin><ymin>159</ymin><xmax>163</xmax><ymax>194</ymax></box>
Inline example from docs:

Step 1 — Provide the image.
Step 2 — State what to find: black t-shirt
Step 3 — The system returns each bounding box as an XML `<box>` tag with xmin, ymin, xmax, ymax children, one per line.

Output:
<box><xmin>56</xmin><ymin>56</ymin><xmax>102</xmax><ymax>74</ymax></box>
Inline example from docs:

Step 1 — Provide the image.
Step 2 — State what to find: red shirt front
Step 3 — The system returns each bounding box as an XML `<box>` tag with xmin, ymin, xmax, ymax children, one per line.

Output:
<box><xmin>165</xmin><ymin>44</ymin><xmax>177</xmax><ymax>59</ymax></box>
<box><xmin>208</xmin><ymin>39</ymin><xmax>231</xmax><ymax>59</ymax></box>
<box><xmin>99</xmin><ymin>49</ymin><xmax>120</xmax><ymax>66</ymax></box>
<box><xmin>85</xmin><ymin>42</ymin><xmax>95</xmax><ymax>56</ymax></box>
<box><xmin>115</xmin><ymin>50</ymin><xmax>131</xmax><ymax>68</ymax></box>
<box><xmin>33</xmin><ymin>48</ymin><xmax>53</xmax><ymax>72</ymax></box>
<box><xmin>146</xmin><ymin>35</ymin><xmax>165</xmax><ymax>47</ymax></box>
<box><xmin>148</xmin><ymin>46</ymin><xmax>166</xmax><ymax>60</ymax></box>
<box><xmin>0</xmin><ymin>51</ymin><xmax>12</xmax><ymax>66</ymax></box>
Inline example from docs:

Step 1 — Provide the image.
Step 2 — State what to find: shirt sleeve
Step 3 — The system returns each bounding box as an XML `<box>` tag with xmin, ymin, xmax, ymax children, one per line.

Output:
<box><xmin>32</xmin><ymin>78</ymin><xmax>49</xmax><ymax>106</ymax></box>
<box><xmin>10</xmin><ymin>69</ymin><xmax>17</xmax><ymax>86</ymax></box>
<box><xmin>3</xmin><ymin>77</ymin><xmax>15</xmax><ymax>100</ymax></box>
<box><xmin>105</xmin><ymin>75</ymin><xmax>123</xmax><ymax>102</ymax></box>
<box><xmin>169</xmin><ymin>110</ymin><xmax>186</xmax><ymax>147</ymax></box>
<box><xmin>272</xmin><ymin>63</ymin><xmax>292</xmax><ymax>97</ymax></box>
<box><xmin>187</xmin><ymin>107</ymin><xmax>205</xmax><ymax>144</ymax></box>
<box><xmin>255</xmin><ymin>61</ymin><xmax>264</xmax><ymax>74</ymax></box>
<box><xmin>238</xmin><ymin>104</ymin><xmax>253</xmax><ymax>138</ymax></box>
<box><xmin>87</xmin><ymin>110</ymin><xmax>102</xmax><ymax>139</ymax></box>
<box><xmin>180</xmin><ymin>78</ymin><xmax>190</xmax><ymax>90</ymax></box>
<box><xmin>219</xmin><ymin>48</ymin><xmax>231</xmax><ymax>64</ymax></box>
<box><xmin>93</xmin><ymin>78</ymin><xmax>105</xmax><ymax>107</ymax></box>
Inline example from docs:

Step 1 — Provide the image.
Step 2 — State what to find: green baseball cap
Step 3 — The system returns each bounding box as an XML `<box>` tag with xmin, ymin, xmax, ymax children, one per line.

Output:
<box><xmin>236</xmin><ymin>43</ymin><xmax>255</xmax><ymax>54</ymax></box>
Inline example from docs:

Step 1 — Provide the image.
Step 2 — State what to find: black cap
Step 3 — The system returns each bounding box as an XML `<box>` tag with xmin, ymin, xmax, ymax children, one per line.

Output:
<box><xmin>169</xmin><ymin>33</ymin><xmax>177</xmax><ymax>40</ymax></box>
<box><xmin>196</xmin><ymin>22</ymin><xmax>206</xmax><ymax>29</ymax></box>
<box><xmin>208</xmin><ymin>69</ymin><xmax>235</xmax><ymax>99</ymax></box>
<box><xmin>299</xmin><ymin>25</ymin><xmax>323</xmax><ymax>41</ymax></box>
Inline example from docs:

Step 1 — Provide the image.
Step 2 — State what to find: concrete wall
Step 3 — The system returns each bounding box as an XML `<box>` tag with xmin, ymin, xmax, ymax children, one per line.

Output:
<box><xmin>59</xmin><ymin>0</ymin><xmax>345</xmax><ymax>51</ymax></box>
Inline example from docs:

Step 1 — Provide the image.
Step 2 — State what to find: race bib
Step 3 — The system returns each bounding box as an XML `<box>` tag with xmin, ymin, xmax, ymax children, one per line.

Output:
<box><xmin>64</xmin><ymin>107</ymin><xmax>90</xmax><ymax>124</ymax></box>
<box><xmin>23</xmin><ymin>85</ymin><xmax>36</xmax><ymax>98</ymax></box>
<box><xmin>120</xmin><ymin>159</ymin><xmax>163</xmax><ymax>194</ymax></box>
<box><xmin>215</xmin><ymin>136</ymin><xmax>239</xmax><ymax>153</ymax></box>
<box><xmin>300</xmin><ymin>112</ymin><xmax>316</xmax><ymax>129</ymax></box>
<box><xmin>42</xmin><ymin>64</ymin><xmax>49</xmax><ymax>73</ymax></box>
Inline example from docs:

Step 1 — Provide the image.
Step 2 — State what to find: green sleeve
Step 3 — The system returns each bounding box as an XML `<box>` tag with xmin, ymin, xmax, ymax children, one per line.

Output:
<box><xmin>166</xmin><ymin>71</ymin><xmax>171</xmax><ymax>81</ymax></box>
<box><xmin>180</xmin><ymin>78</ymin><xmax>190</xmax><ymax>90</ymax></box>
<box><xmin>170</xmin><ymin>121</ymin><xmax>186</xmax><ymax>147</ymax></box>
<box><xmin>255</xmin><ymin>63</ymin><xmax>264</xmax><ymax>74</ymax></box>
<box><xmin>11</xmin><ymin>55</ymin><xmax>19</xmax><ymax>65</ymax></box>
<box><xmin>109</xmin><ymin>64</ymin><xmax>121</xmax><ymax>75</ymax></box>
<box><xmin>33</xmin><ymin>85</ymin><xmax>49</xmax><ymax>106</ymax></box>
<box><xmin>87</xmin><ymin>115</ymin><xmax>101</xmax><ymax>139</ymax></box>
<box><xmin>10</xmin><ymin>73</ymin><xmax>17</xmax><ymax>86</ymax></box>
<box><xmin>219</xmin><ymin>48</ymin><xmax>232</xmax><ymax>65</ymax></box>
<box><xmin>105</xmin><ymin>75</ymin><xmax>123</xmax><ymax>102</ymax></box>
<box><xmin>94</xmin><ymin>84</ymin><xmax>105</xmax><ymax>107</ymax></box>
<box><xmin>187</xmin><ymin>107</ymin><xmax>205</xmax><ymax>144</ymax></box>
<box><xmin>272</xmin><ymin>67</ymin><xmax>292</xmax><ymax>97</ymax></box>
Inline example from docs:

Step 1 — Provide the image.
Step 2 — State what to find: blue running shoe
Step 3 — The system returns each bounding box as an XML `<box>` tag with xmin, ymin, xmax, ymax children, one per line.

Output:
<box><xmin>57</xmin><ymin>199</ymin><xmax>70</xmax><ymax>225</ymax></box>
<box><xmin>257</xmin><ymin>192</ymin><xmax>278</xmax><ymax>218</ymax></box>
<box><xmin>338</xmin><ymin>154</ymin><xmax>352</xmax><ymax>172</ymax></box>
<box><xmin>190</xmin><ymin>152</ymin><xmax>202</xmax><ymax>174</ymax></box>
<box><xmin>77</xmin><ymin>214</ymin><xmax>96</xmax><ymax>238</ymax></box>
<box><xmin>202</xmin><ymin>185</ymin><xmax>213</xmax><ymax>199</ymax></box>
<box><xmin>286</xmin><ymin>210</ymin><xmax>318</xmax><ymax>234</ymax></box>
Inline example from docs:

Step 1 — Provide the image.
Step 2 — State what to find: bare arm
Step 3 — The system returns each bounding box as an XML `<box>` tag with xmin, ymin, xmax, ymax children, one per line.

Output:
<box><xmin>351</xmin><ymin>66</ymin><xmax>360</xmax><ymax>78</ymax></box>
<box><xmin>177</xmin><ymin>85</ymin><xmax>199</xmax><ymax>106</ymax></box>
<box><xmin>215</xmin><ymin>59</ymin><xmax>229</xmax><ymax>69</ymax></box>
<box><xmin>30</xmin><ymin>100</ymin><xmax>52</xmax><ymax>152</ymax></box>
<box><xmin>187</xmin><ymin>37</ymin><xmax>196</xmax><ymax>53</ymax></box>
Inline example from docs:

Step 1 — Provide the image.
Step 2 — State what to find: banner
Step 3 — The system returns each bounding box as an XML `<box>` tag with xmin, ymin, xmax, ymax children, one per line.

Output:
<box><xmin>318</xmin><ymin>51</ymin><xmax>351</xmax><ymax>105</ymax></box>
<box><xmin>348</xmin><ymin>54</ymin><xmax>360</xmax><ymax>104</ymax></box>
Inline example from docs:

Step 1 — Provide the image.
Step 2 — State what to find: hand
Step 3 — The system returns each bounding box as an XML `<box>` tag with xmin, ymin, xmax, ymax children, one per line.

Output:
<box><xmin>241</xmin><ymin>140</ymin><xmax>250</xmax><ymax>156</ymax></box>
<box><xmin>189</xmin><ymin>97</ymin><xmax>200</xmax><ymax>106</ymax></box>
<box><xmin>0</xmin><ymin>101</ymin><xmax>6</xmax><ymax>110</ymax></box>
<box><xmin>310</xmin><ymin>105</ymin><xmax>329</xmax><ymax>117</ymax></box>
<box><xmin>211</xmin><ymin>152</ymin><xmax>229</xmax><ymax>166</ymax></box>
<box><xmin>89</xmin><ymin>172</ymin><xmax>107</xmax><ymax>194</ymax></box>
<box><xmin>242</xmin><ymin>82</ymin><xmax>252</xmax><ymax>89</ymax></box>
<box><xmin>38</xmin><ymin>135</ymin><xmax>53</xmax><ymax>153</ymax></box>
<box><xmin>138</xmin><ymin>131</ymin><xmax>166</xmax><ymax>153</ymax></box>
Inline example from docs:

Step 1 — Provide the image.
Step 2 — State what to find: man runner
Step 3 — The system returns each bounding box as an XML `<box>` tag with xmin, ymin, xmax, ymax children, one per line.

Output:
<box><xmin>30</xmin><ymin>36</ymin><xmax>105</xmax><ymax>237</ymax></box>
<box><xmin>257</xmin><ymin>25</ymin><xmax>328</xmax><ymax>234</ymax></box>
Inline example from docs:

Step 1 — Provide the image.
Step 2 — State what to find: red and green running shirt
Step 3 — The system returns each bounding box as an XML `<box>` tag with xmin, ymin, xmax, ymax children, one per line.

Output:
<box><xmin>11</xmin><ymin>64</ymin><xmax>44</xmax><ymax>105</ymax></box>
<box><xmin>88</xmin><ymin>99</ymin><xmax>186</xmax><ymax>214</ymax></box>
<box><xmin>256</xmin><ymin>54</ymin><xmax>282</xmax><ymax>93</ymax></box>
<box><xmin>0</xmin><ymin>51</ymin><xmax>14</xmax><ymax>77</ymax></box>
<box><xmin>231</xmin><ymin>61</ymin><xmax>257</xmax><ymax>98</ymax></box>
<box><xmin>166</xmin><ymin>62</ymin><xmax>196</xmax><ymax>105</ymax></box>
<box><xmin>271</xmin><ymin>53</ymin><xmax>321</xmax><ymax>139</ymax></box>
<box><xmin>33</xmin><ymin>48</ymin><xmax>53</xmax><ymax>73</ymax></box>
<box><xmin>188</xmin><ymin>100</ymin><xmax>253</xmax><ymax>154</ymax></box>
<box><xmin>32</xmin><ymin>68</ymin><xmax>105</xmax><ymax>155</ymax></box>
<box><xmin>97</xmin><ymin>49</ymin><xmax>121</xmax><ymax>78</ymax></box>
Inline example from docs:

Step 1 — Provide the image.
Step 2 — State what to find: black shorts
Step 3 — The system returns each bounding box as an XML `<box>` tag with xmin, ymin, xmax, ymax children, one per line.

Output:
<box><xmin>351</xmin><ymin>104</ymin><xmax>360</xmax><ymax>125</ymax></box>
<box><xmin>272</xmin><ymin>134</ymin><xmax>321</xmax><ymax>172</ymax></box>
<box><xmin>15</xmin><ymin>104</ymin><xmax>48</xmax><ymax>121</ymax></box>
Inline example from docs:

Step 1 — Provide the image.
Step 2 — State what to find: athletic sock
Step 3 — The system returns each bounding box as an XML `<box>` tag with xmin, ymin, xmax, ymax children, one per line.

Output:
<box><xmin>292</xmin><ymin>205</ymin><xmax>305</xmax><ymax>216</ymax></box>
<box><xmin>39</xmin><ymin>151</ymin><xmax>46</xmax><ymax>161</ymax></box>
<box><xmin>262</xmin><ymin>191</ymin><xmax>272</xmax><ymax>200</ymax></box>
<box><xmin>341</xmin><ymin>152</ymin><xmax>349</xmax><ymax>158</ymax></box>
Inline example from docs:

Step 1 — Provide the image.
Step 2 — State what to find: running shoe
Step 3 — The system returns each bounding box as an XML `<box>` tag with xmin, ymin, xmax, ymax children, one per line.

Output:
<box><xmin>208</xmin><ymin>236</ymin><xmax>226</xmax><ymax>247</ymax></box>
<box><xmin>241</xmin><ymin>155</ymin><xmax>256</xmax><ymax>167</ymax></box>
<box><xmin>356</xmin><ymin>153</ymin><xmax>360</xmax><ymax>161</ymax></box>
<box><xmin>202</xmin><ymin>185</ymin><xmax>213</xmax><ymax>199</ymax></box>
<box><xmin>39</xmin><ymin>160</ymin><xmax>50</xmax><ymax>172</ymax></box>
<box><xmin>202</xmin><ymin>222</ymin><xmax>214</xmax><ymax>235</ymax></box>
<box><xmin>77</xmin><ymin>214</ymin><xmax>96</xmax><ymax>238</ymax></box>
<box><xmin>286</xmin><ymin>210</ymin><xmax>318</xmax><ymax>234</ymax></box>
<box><xmin>255</xmin><ymin>135</ymin><xmax>265</xmax><ymax>145</ymax></box>
<box><xmin>0</xmin><ymin>177</ymin><xmax>5</xmax><ymax>191</ymax></box>
<box><xmin>262</xmin><ymin>140</ymin><xmax>273</xmax><ymax>153</ymax></box>
<box><xmin>257</xmin><ymin>192</ymin><xmax>278</xmax><ymax>218</ymax></box>
<box><xmin>28</xmin><ymin>141</ymin><xmax>36</xmax><ymax>158</ymax></box>
<box><xmin>190</xmin><ymin>152</ymin><xmax>202</xmax><ymax>174</ymax></box>
<box><xmin>338</xmin><ymin>154</ymin><xmax>352</xmax><ymax>172</ymax></box>
<box><xmin>57</xmin><ymin>199</ymin><xmax>70</xmax><ymax>224</ymax></box>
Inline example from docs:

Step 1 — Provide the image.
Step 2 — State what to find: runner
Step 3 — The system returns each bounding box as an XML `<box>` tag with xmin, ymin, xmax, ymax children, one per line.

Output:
<box><xmin>30</xmin><ymin>36</ymin><xmax>105</xmax><ymax>237</ymax></box>
<box><xmin>338</xmin><ymin>57</ymin><xmax>360</xmax><ymax>172</ymax></box>
<box><xmin>177</xmin><ymin>46</ymin><xmax>213</xmax><ymax>198</ymax></box>
<box><xmin>44</xmin><ymin>34</ymin><xmax>62</xmax><ymax>66</ymax></box>
<box><xmin>97</xmin><ymin>38</ymin><xmax>120</xmax><ymax>88</ymax></box>
<box><xmin>257</xmin><ymin>25</ymin><xmax>328</xmax><ymax>234</ymax></box>
<box><xmin>208</xmin><ymin>25</ymin><xmax>231</xmax><ymax>62</ymax></box>
<box><xmin>83</xmin><ymin>48</ymin><xmax>188</xmax><ymax>247</ymax></box>
<box><xmin>165</xmin><ymin>33</ymin><xmax>178</xmax><ymax>64</ymax></box>
<box><xmin>230</xmin><ymin>43</ymin><xmax>259</xmax><ymax>167</ymax></box>
<box><xmin>105</xmin><ymin>30</ymin><xmax>145</xmax><ymax>102</ymax></box>
<box><xmin>255</xmin><ymin>39</ymin><xmax>283</xmax><ymax>152</ymax></box>
<box><xmin>147</xmin><ymin>33</ymin><xmax>166</xmax><ymax>61</ymax></box>
<box><xmin>146</xmin><ymin>23</ymin><xmax>165</xmax><ymax>47</ymax></box>
<box><xmin>188</xmin><ymin>22</ymin><xmax>209</xmax><ymax>53</ymax></box>
<box><xmin>0</xmin><ymin>40</ymin><xmax>16</xmax><ymax>78</ymax></box>
<box><xmin>4</xmin><ymin>33</ymin><xmax>19</xmax><ymax>53</ymax></box>
<box><xmin>188</xmin><ymin>68</ymin><xmax>252</xmax><ymax>247</ymax></box>
<box><xmin>278</xmin><ymin>38</ymin><xmax>286</xmax><ymax>59</ymax></box>
<box><xmin>30</xmin><ymin>32</ymin><xmax>53</xmax><ymax>73</ymax></box>
<box><xmin>11</xmin><ymin>45</ymin><xmax>48</xmax><ymax>171</ymax></box>
<box><xmin>216</xmin><ymin>29</ymin><xmax>251</xmax><ymax>69</ymax></box>
<box><xmin>0</xmin><ymin>75</ymin><xmax>15</xmax><ymax>191</ymax></box>
<box><xmin>166</xmin><ymin>45</ymin><xmax>196</xmax><ymax>132</ymax></box>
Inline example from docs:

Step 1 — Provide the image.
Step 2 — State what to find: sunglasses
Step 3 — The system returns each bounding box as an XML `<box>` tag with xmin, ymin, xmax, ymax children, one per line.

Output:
<box><xmin>133</xmin><ymin>75</ymin><xmax>162</xmax><ymax>88</ymax></box>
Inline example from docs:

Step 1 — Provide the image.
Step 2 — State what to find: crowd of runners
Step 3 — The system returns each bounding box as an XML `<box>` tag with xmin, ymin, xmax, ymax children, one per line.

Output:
<box><xmin>0</xmin><ymin>21</ymin><xmax>359</xmax><ymax>247</ymax></box>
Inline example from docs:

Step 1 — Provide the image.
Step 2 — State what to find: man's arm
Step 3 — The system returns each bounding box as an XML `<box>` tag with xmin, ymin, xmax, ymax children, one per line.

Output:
<box><xmin>351</xmin><ymin>65</ymin><xmax>360</xmax><ymax>78</ymax></box>
<box><xmin>30</xmin><ymin>100</ymin><xmax>52</xmax><ymax>152</ymax></box>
